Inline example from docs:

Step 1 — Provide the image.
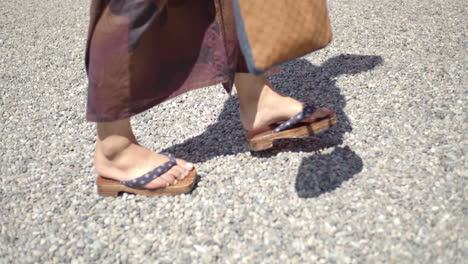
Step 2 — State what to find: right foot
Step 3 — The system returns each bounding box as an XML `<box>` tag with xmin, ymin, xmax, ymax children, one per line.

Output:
<box><xmin>94</xmin><ymin>135</ymin><xmax>194</xmax><ymax>189</ymax></box>
<box><xmin>235</xmin><ymin>74</ymin><xmax>333</xmax><ymax>132</ymax></box>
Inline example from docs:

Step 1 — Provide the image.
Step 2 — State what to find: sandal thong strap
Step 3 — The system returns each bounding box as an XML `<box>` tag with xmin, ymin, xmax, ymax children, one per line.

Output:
<box><xmin>120</xmin><ymin>152</ymin><xmax>177</xmax><ymax>188</ymax></box>
<box><xmin>272</xmin><ymin>104</ymin><xmax>317</xmax><ymax>133</ymax></box>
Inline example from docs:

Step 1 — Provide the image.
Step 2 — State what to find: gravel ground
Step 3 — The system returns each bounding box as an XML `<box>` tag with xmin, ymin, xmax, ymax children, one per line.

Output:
<box><xmin>1</xmin><ymin>0</ymin><xmax>466</xmax><ymax>263</ymax></box>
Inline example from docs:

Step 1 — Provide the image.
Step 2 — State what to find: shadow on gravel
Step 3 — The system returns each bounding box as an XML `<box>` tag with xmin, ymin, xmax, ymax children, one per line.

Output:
<box><xmin>162</xmin><ymin>55</ymin><xmax>383</xmax><ymax>180</ymax></box>
<box><xmin>295</xmin><ymin>146</ymin><xmax>363</xmax><ymax>198</ymax></box>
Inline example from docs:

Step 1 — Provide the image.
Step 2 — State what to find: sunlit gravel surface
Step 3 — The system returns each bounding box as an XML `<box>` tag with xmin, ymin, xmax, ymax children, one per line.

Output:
<box><xmin>0</xmin><ymin>0</ymin><xmax>466</xmax><ymax>263</ymax></box>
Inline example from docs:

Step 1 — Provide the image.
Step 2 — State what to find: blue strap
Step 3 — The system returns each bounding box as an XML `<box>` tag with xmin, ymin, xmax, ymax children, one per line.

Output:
<box><xmin>272</xmin><ymin>104</ymin><xmax>317</xmax><ymax>133</ymax></box>
<box><xmin>120</xmin><ymin>152</ymin><xmax>177</xmax><ymax>188</ymax></box>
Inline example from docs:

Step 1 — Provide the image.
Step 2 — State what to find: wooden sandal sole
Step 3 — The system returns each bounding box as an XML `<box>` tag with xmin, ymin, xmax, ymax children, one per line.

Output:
<box><xmin>248</xmin><ymin>114</ymin><xmax>337</xmax><ymax>151</ymax></box>
<box><xmin>96</xmin><ymin>169</ymin><xmax>197</xmax><ymax>196</ymax></box>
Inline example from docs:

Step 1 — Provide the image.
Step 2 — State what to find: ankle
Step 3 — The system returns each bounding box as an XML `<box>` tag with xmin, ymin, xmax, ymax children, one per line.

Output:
<box><xmin>238</xmin><ymin>82</ymin><xmax>273</xmax><ymax>111</ymax></box>
<box><xmin>96</xmin><ymin>135</ymin><xmax>135</xmax><ymax>161</ymax></box>
<box><xmin>95</xmin><ymin>119</ymin><xmax>137</xmax><ymax>159</ymax></box>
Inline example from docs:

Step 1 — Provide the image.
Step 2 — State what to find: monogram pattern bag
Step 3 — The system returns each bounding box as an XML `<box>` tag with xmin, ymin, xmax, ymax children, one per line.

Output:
<box><xmin>233</xmin><ymin>0</ymin><xmax>332</xmax><ymax>74</ymax></box>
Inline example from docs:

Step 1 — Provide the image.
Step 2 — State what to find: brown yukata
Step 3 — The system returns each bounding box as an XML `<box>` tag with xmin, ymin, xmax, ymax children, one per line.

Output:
<box><xmin>86</xmin><ymin>0</ymin><xmax>247</xmax><ymax>122</ymax></box>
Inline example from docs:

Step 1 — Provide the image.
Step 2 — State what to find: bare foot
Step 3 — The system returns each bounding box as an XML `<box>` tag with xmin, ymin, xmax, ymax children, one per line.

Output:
<box><xmin>94</xmin><ymin>120</ymin><xmax>193</xmax><ymax>189</ymax></box>
<box><xmin>235</xmin><ymin>73</ymin><xmax>333</xmax><ymax>131</ymax></box>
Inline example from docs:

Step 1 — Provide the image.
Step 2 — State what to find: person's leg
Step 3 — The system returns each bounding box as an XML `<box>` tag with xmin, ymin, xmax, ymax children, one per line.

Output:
<box><xmin>94</xmin><ymin>119</ymin><xmax>193</xmax><ymax>189</ymax></box>
<box><xmin>234</xmin><ymin>73</ymin><xmax>332</xmax><ymax>131</ymax></box>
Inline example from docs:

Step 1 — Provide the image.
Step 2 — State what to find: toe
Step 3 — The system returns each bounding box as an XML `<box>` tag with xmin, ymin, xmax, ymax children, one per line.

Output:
<box><xmin>175</xmin><ymin>159</ymin><xmax>194</xmax><ymax>175</ymax></box>
<box><xmin>159</xmin><ymin>173</ymin><xmax>178</xmax><ymax>187</ymax></box>
<box><xmin>144</xmin><ymin>176</ymin><xmax>170</xmax><ymax>189</ymax></box>
<box><xmin>175</xmin><ymin>159</ymin><xmax>194</xmax><ymax>170</ymax></box>
<box><xmin>141</xmin><ymin>157</ymin><xmax>194</xmax><ymax>189</ymax></box>
<box><xmin>167</xmin><ymin>165</ymin><xmax>187</xmax><ymax>180</ymax></box>
<box><xmin>144</xmin><ymin>172</ymin><xmax>177</xmax><ymax>189</ymax></box>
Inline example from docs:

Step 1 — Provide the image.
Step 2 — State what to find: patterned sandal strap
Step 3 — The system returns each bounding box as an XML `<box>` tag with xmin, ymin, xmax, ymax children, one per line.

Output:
<box><xmin>120</xmin><ymin>152</ymin><xmax>177</xmax><ymax>188</ymax></box>
<box><xmin>272</xmin><ymin>104</ymin><xmax>317</xmax><ymax>133</ymax></box>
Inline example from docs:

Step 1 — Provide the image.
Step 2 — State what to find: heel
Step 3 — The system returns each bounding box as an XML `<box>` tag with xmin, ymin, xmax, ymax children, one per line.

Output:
<box><xmin>96</xmin><ymin>176</ymin><xmax>121</xmax><ymax>196</ymax></box>
<box><xmin>249</xmin><ymin>139</ymin><xmax>274</xmax><ymax>151</ymax></box>
<box><xmin>97</xmin><ymin>185</ymin><xmax>120</xmax><ymax>196</ymax></box>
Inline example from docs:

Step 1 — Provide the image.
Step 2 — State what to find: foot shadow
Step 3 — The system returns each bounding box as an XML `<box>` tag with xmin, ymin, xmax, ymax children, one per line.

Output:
<box><xmin>162</xmin><ymin>54</ymin><xmax>383</xmax><ymax>164</ymax></box>
<box><xmin>295</xmin><ymin>146</ymin><xmax>363</xmax><ymax>198</ymax></box>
